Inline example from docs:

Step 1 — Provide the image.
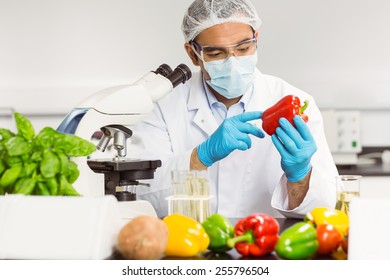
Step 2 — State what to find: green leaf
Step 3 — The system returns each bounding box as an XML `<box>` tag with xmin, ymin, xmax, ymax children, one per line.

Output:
<box><xmin>14</xmin><ymin>112</ymin><xmax>35</xmax><ymax>141</ymax></box>
<box><xmin>36</xmin><ymin>182</ymin><xmax>51</xmax><ymax>196</ymax></box>
<box><xmin>19</xmin><ymin>162</ymin><xmax>38</xmax><ymax>178</ymax></box>
<box><xmin>4</xmin><ymin>154</ymin><xmax>22</xmax><ymax>167</ymax></box>
<box><xmin>5</xmin><ymin>136</ymin><xmax>32</xmax><ymax>156</ymax></box>
<box><xmin>45</xmin><ymin>177</ymin><xmax>58</xmax><ymax>195</ymax></box>
<box><xmin>14</xmin><ymin>177</ymin><xmax>36</xmax><ymax>195</ymax></box>
<box><xmin>33</xmin><ymin>127</ymin><xmax>56</xmax><ymax>149</ymax></box>
<box><xmin>66</xmin><ymin>161</ymin><xmax>80</xmax><ymax>184</ymax></box>
<box><xmin>53</xmin><ymin>133</ymin><xmax>96</xmax><ymax>157</ymax></box>
<box><xmin>56</xmin><ymin>152</ymin><xmax>69</xmax><ymax>174</ymax></box>
<box><xmin>0</xmin><ymin>165</ymin><xmax>22</xmax><ymax>188</ymax></box>
<box><xmin>0</xmin><ymin>128</ymin><xmax>15</xmax><ymax>141</ymax></box>
<box><xmin>31</xmin><ymin>150</ymin><xmax>43</xmax><ymax>162</ymax></box>
<box><xmin>0</xmin><ymin>159</ymin><xmax>5</xmax><ymax>177</ymax></box>
<box><xmin>40</xmin><ymin>150</ymin><xmax>60</xmax><ymax>178</ymax></box>
<box><xmin>59</xmin><ymin>175</ymin><xmax>80</xmax><ymax>196</ymax></box>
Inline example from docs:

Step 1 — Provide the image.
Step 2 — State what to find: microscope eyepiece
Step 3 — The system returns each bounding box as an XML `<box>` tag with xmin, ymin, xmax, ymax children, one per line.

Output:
<box><xmin>153</xmin><ymin>64</ymin><xmax>173</xmax><ymax>77</ymax></box>
<box><xmin>166</xmin><ymin>64</ymin><xmax>192</xmax><ymax>88</ymax></box>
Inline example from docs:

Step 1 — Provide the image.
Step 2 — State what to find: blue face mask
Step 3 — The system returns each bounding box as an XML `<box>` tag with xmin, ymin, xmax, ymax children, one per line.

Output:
<box><xmin>204</xmin><ymin>53</ymin><xmax>257</xmax><ymax>99</ymax></box>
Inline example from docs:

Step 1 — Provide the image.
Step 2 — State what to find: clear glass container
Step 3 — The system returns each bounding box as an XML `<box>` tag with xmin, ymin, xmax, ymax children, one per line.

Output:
<box><xmin>335</xmin><ymin>175</ymin><xmax>361</xmax><ymax>216</ymax></box>
<box><xmin>166</xmin><ymin>170</ymin><xmax>212</xmax><ymax>223</ymax></box>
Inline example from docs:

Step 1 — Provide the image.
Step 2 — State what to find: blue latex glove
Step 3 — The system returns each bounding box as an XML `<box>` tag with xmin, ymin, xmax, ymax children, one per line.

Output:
<box><xmin>197</xmin><ymin>111</ymin><xmax>265</xmax><ymax>167</ymax></box>
<box><xmin>271</xmin><ymin>116</ymin><xmax>317</xmax><ymax>182</ymax></box>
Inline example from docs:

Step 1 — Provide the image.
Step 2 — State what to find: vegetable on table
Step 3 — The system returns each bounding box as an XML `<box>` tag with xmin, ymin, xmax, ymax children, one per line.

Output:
<box><xmin>305</xmin><ymin>207</ymin><xmax>349</xmax><ymax>237</ymax></box>
<box><xmin>117</xmin><ymin>215</ymin><xmax>169</xmax><ymax>260</ymax></box>
<box><xmin>331</xmin><ymin>229</ymin><xmax>349</xmax><ymax>260</ymax></box>
<box><xmin>341</xmin><ymin>231</ymin><xmax>348</xmax><ymax>254</ymax></box>
<box><xmin>275</xmin><ymin>221</ymin><xmax>318</xmax><ymax>260</ymax></box>
<box><xmin>316</xmin><ymin>223</ymin><xmax>342</xmax><ymax>255</ymax></box>
<box><xmin>201</xmin><ymin>213</ymin><xmax>234</xmax><ymax>253</ymax></box>
<box><xmin>0</xmin><ymin>112</ymin><xmax>96</xmax><ymax>196</ymax></box>
<box><xmin>261</xmin><ymin>95</ymin><xmax>309</xmax><ymax>135</ymax></box>
<box><xmin>226</xmin><ymin>213</ymin><xmax>279</xmax><ymax>257</ymax></box>
<box><xmin>163</xmin><ymin>213</ymin><xmax>210</xmax><ymax>257</ymax></box>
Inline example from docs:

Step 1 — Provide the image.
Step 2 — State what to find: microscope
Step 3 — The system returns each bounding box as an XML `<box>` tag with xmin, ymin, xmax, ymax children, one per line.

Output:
<box><xmin>57</xmin><ymin>64</ymin><xmax>192</xmax><ymax>208</ymax></box>
<box><xmin>86</xmin><ymin>124</ymin><xmax>163</xmax><ymax>202</ymax></box>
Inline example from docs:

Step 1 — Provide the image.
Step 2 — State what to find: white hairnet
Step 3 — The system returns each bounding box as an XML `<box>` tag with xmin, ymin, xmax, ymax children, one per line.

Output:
<box><xmin>181</xmin><ymin>0</ymin><xmax>262</xmax><ymax>42</ymax></box>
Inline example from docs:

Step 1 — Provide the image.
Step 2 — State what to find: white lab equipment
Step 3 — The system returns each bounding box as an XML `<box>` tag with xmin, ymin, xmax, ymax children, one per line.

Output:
<box><xmin>321</xmin><ymin>109</ymin><xmax>362</xmax><ymax>165</ymax></box>
<box><xmin>57</xmin><ymin>64</ymin><xmax>192</xmax><ymax>214</ymax></box>
<box><xmin>0</xmin><ymin>195</ymin><xmax>120</xmax><ymax>259</ymax></box>
<box><xmin>348</xmin><ymin>197</ymin><xmax>390</xmax><ymax>259</ymax></box>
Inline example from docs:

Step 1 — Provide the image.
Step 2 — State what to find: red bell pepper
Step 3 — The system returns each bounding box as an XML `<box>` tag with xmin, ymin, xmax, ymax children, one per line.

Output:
<box><xmin>226</xmin><ymin>213</ymin><xmax>279</xmax><ymax>257</ymax></box>
<box><xmin>261</xmin><ymin>95</ymin><xmax>309</xmax><ymax>135</ymax></box>
<box><xmin>316</xmin><ymin>223</ymin><xmax>342</xmax><ymax>255</ymax></box>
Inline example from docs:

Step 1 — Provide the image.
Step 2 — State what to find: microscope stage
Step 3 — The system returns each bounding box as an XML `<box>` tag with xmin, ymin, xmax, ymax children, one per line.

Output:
<box><xmin>87</xmin><ymin>158</ymin><xmax>162</xmax><ymax>172</ymax></box>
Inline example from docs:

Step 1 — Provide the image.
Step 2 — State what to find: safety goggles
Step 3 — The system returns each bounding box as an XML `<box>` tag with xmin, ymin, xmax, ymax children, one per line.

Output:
<box><xmin>191</xmin><ymin>36</ymin><xmax>257</xmax><ymax>62</ymax></box>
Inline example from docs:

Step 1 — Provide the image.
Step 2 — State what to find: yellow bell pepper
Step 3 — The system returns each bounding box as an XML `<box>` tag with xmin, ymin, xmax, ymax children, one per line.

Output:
<box><xmin>305</xmin><ymin>207</ymin><xmax>349</xmax><ymax>237</ymax></box>
<box><xmin>163</xmin><ymin>213</ymin><xmax>210</xmax><ymax>257</ymax></box>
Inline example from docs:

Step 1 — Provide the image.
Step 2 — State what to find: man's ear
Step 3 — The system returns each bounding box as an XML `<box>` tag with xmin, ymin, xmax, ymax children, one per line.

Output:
<box><xmin>184</xmin><ymin>43</ymin><xmax>200</xmax><ymax>66</ymax></box>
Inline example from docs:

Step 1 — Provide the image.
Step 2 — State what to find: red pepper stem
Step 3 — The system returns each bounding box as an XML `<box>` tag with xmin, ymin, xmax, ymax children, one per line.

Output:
<box><xmin>226</xmin><ymin>231</ymin><xmax>254</xmax><ymax>248</ymax></box>
<box><xmin>300</xmin><ymin>100</ymin><xmax>309</xmax><ymax>114</ymax></box>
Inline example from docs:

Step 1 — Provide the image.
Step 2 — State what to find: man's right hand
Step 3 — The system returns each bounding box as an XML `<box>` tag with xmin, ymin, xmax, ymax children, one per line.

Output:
<box><xmin>196</xmin><ymin>111</ymin><xmax>264</xmax><ymax>167</ymax></box>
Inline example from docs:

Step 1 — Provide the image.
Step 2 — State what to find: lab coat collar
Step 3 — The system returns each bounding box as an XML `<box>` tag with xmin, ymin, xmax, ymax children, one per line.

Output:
<box><xmin>187</xmin><ymin>71</ymin><xmax>206</xmax><ymax>111</ymax></box>
<box><xmin>187</xmin><ymin>72</ymin><xmax>219</xmax><ymax>136</ymax></box>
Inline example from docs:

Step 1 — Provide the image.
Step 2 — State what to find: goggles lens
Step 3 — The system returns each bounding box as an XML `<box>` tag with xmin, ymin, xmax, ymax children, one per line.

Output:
<box><xmin>192</xmin><ymin>38</ymin><xmax>257</xmax><ymax>62</ymax></box>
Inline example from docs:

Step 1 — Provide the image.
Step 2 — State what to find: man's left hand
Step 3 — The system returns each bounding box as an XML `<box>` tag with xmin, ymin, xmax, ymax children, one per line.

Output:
<box><xmin>271</xmin><ymin>116</ymin><xmax>317</xmax><ymax>182</ymax></box>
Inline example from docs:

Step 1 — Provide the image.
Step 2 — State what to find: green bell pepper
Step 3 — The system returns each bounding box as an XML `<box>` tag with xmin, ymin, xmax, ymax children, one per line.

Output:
<box><xmin>275</xmin><ymin>221</ymin><xmax>318</xmax><ymax>260</ymax></box>
<box><xmin>201</xmin><ymin>213</ymin><xmax>234</xmax><ymax>253</ymax></box>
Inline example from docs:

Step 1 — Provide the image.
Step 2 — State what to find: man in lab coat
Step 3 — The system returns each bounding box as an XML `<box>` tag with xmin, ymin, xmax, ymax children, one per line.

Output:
<box><xmin>133</xmin><ymin>0</ymin><xmax>338</xmax><ymax>219</ymax></box>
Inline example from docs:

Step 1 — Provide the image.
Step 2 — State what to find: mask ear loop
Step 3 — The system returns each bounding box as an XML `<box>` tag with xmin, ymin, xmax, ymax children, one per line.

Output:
<box><xmin>190</xmin><ymin>41</ymin><xmax>206</xmax><ymax>62</ymax></box>
<box><xmin>252</xmin><ymin>30</ymin><xmax>259</xmax><ymax>50</ymax></box>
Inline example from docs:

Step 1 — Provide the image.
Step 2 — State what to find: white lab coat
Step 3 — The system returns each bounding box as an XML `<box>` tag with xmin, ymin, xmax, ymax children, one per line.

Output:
<box><xmin>131</xmin><ymin>69</ymin><xmax>338</xmax><ymax>219</ymax></box>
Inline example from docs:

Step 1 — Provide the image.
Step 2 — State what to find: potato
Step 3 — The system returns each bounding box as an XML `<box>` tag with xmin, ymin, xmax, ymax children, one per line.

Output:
<box><xmin>117</xmin><ymin>215</ymin><xmax>168</xmax><ymax>260</ymax></box>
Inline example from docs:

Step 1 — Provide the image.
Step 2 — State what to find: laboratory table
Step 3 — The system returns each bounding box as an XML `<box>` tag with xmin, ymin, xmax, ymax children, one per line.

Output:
<box><xmin>337</xmin><ymin>163</ymin><xmax>390</xmax><ymax>176</ymax></box>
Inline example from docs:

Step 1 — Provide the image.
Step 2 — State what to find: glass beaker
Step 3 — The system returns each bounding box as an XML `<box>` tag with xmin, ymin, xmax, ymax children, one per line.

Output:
<box><xmin>335</xmin><ymin>175</ymin><xmax>361</xmax><ymax>216</ymax></box>
<box><xmin>167</xmin><ymin>170</ymin><xmax>212</xmax><ymax>223</ymax></box>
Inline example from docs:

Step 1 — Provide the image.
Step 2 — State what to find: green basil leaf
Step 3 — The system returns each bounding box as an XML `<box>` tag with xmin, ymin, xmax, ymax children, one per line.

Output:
<box><xmin>34</xmin><ymin>127</ymin><xmax>56</xmax><ymax>149</ymax></box>
<box><xmin>53</xmin><ymin>133</ymin><xmax>96</xmax><ymax>157</ymax></box>
<box><xmin>56</xmin><ymin>152</ymin><xmax>69</xmax><ymax>174</ymax></box>
<box><xmin>58</xmin><ymin>175</ymin><xmax>79</xmax><ymax>196</ymax></box>
<box><xmin>0</xmin><ymin>128</ymin><xmax>15</xmax><ymax>141</ymax></box>
<box><xmin>66</xmin><ymin>161</ymin><xmax>80</xmax><ymax>184</ymax></box>
<box><xmin>31</xmin><ymin>150</ymin><xmax>43</xmax><ymax>162</ymax></box>
<box><xmin>36</xmin><ymin>182</ymin><xmax>51</xmax><ymax>196</ymax></box>
<box><xmin>22</xmin><ymin>162</ymin><xmax>38</xmax><ymax>177</ymax></box>
<box><xmin>0</xmin><ymin>159</ymin><xmax>5</xmax><ymax>176</ymax></box>
<box><xmin>40</xmin><ymin>150</ymin><xmax>60</xmax><ymax>178</ymax></box>
<box><xmin>14</xmin><ymin>112</ymin><xmax>35</xmax><ymax>141</ymax></box>
<box><xmin>0</xmin><ymin>165</ymin><xmax>22</xmax><ymax>187</ymax></box>
<box><xmin>5</xmin><ymin>136</ymin><xmax>32</xmax><ymax>156</ymax></box>
<box><xmin>4</xmin><ymin>154</ymin><xmax>22</xmax><ymax>167</ymax></box>
<box><xmin>14</xmin><ymin>177</ymin><xmax>36</xmax><ymax>195</ymax></box>
<box><xmin>45</xmin><ymin>177</ymin><xmax>58</xmax><ymax>195</ymax></box>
